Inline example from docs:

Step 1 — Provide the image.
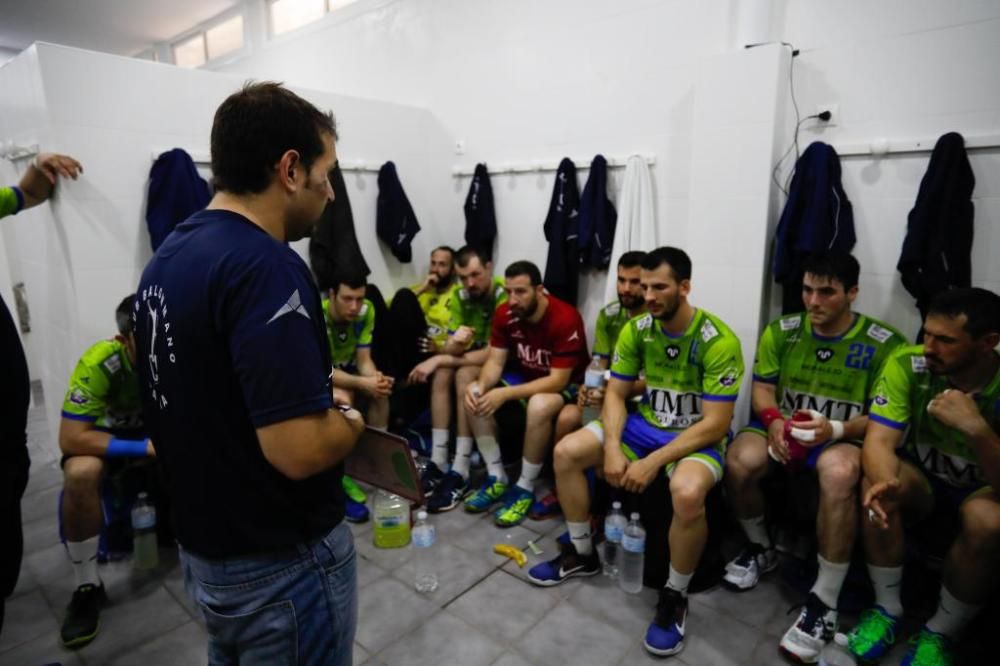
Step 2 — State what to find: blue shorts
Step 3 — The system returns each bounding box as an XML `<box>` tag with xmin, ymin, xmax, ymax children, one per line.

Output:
<box><xmin>740</xmin><ymin>418</ymin><xmax>845</xmax><ymax>472</ymax></box>
<box><xmin>500</xmin><ymin>369</ymin><xmax>578</xmax><ymax>405</ymax></box>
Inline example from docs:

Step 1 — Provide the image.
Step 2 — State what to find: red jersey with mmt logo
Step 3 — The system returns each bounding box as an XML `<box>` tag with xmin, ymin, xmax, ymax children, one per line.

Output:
<box><xmin>490</xmin><ymin>294</ymin><xmax>589</xmax><ymax>383</ymax></box>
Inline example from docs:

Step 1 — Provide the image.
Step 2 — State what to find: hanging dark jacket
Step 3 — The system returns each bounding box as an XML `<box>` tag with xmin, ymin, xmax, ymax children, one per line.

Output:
<box><xmin>376</xmin><ymin>161</ymin><xmax>421</xmax><ymax>263</ymax></box>
<box><xmin>577</xmin><ymin>154</ymin><xmax>617</xmax><ymax>269</ymax></box>
<box><xmin>898</xmin><ymin>132</ymin><xmax>975</xmax><ymax>321</ymax></box>
<box><xmin>309</xmin><ymin>165</ymin><xmax>369</xmax><ymax>291</ymax></box>
<box><xmin>146</xmin><ymin>148</ymin><xmax>210</xmax><ymax>251</ymax></box>
<box><xmin>542</xmin><ymin>158</ymin><xmax>581</xmax><ymax>305</ymax></box>
<box><xmin>464</xmin><ymin>163</ymin><xmax>497</xmax><ymax>259</ymax></box>
<box><xmin>773</xmin><ymin>142</ymin><xmax>855</xmax><ymax>313</ymax></box>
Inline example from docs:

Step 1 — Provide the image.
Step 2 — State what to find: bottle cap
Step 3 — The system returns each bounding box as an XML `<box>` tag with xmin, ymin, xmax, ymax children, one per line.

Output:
<box><xmin>138</xmin><ymin>491</ymin><xmax>148</xmax><ymax>499</ymax></box>
<box><xmin>612</xmin><ymin>501</ymin><xmax>622</xmax><ymax>509</ymax></box>
<box><xmin>417</xmin><ymin>510</ymin><xmax>428</xmax><ymax>520</ymax></box>
<box><xmin>630</xmin><ymin>512</ymin><xmax>639</xmax><ymax>520</ymax></box>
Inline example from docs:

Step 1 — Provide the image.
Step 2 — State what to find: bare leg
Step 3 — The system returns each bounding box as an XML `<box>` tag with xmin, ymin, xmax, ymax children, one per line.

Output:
<box><xmin>668</xmin><ymin>460</ymin><xmax>716</xmax><ymax>575</ymax></box>
<box><xmin>553</xmin><ymin>427</ymin><xmax>604</xmax><ymax>523</ymax></box>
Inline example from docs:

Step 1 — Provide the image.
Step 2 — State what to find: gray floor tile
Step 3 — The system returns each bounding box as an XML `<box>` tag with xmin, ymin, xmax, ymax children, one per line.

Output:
<box><xmin>107</xmin><ymin>620</ymin><xmax>207</xmax><ymax>666</ymax></box>
<box><xmin>357</xmin><ymin>554</ymin><xmax>390</xmax><ymax>589</ymax></box>
<box><xmin>490</xmin><ymin>651</ymin><xmax>535</xmax><ymax>666</ymax></box>
<box><xmin>23</xmin><ymin>460</ymin><xmax>63</xmax><ymax>498</ymax></box>
<box><xmin>353</xmin><ymin>641</ymin><xmax>370</xmax><ymax>665</ymax></box>
<box><xmin>449</xmin><ymin>569</ymin><xmax>560</xmax><ymax>645</ymax></box>
<box><xmin>22</xmin><ymin>540</ymin><xmax>71</xmax><ymax>584</ymax></box>
<box><xmin>10</xmin><ymin>558</ymin><xmax>39</xmax><ymax>599</ymax></box>
<box><xmin>376</xmin><ymin>610</ymin><xmax>505</xmax><ymax>666</ymax></box>
<box><xmin>447</xmin><ymin>512</ymin><xmax>539</xmax><ymax>564</ymax></box>
<box><xmin>21</xmin><ymin>512</ymin><xmax>61</xmax><ymax>555</ymax></box>
<box><xmin>519</xmin><ymin>601</ymin><xmax>633</xmax><ymax>666</ymax></box>
<box><xmin>692</xmin><ymin>571</ymin><xmax>799</xmax><ymax>633</ymax></box>
<box><xmin>619</xmin><ymin>640</ymin><xmax>695</xmax><ymax>665</ymax></box>
<box><xmin>566</xmin><ymin>573</ymin><xmax>658</xmax><ymax>637</ymax></box>
<box><xmin>161</xmin><ymin>558</ymin><xmax>201</xmax><ymax>622</ymax></box>
<box><xmin>20</xmin><ymin>483</ymin><xmax>62</xmax><ymax>525</ymax></box>
<box><xmin>389</xmin><ymin>542</ymin><xmax>497</xmax><ymax>607</ymax></box>
<box><xmin>0</xmin><ymin>628</ymin><xmax>83</xmax><ymax>666</ymax></box>
<box><xmin>355</xmin><ymin>533</ymin><xmax>415</xmax><ymax>573</ymax></box>
<box><xmin>674</xmin><ymin>600</ymin><xmax>762</xmax><ymax>666</ymax></box>
<box><xmin>0</xmin><ymin>589</ymin><xmax>58</xmax><ymax>654</ymax></box>
<box><xmin>354</xmin><ymin>577</ymin><xmax>438</xmax><ymax>654</ymax></box>
<box><xmin>746</xmin><ymin>632</ymin><xmax>785</xmax><ymax>665</ymax></box>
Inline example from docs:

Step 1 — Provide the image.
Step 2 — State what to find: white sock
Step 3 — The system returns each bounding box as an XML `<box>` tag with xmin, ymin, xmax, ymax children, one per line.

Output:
<box><xmin>475</xmin><ymin>435</ymin><xmax>506</xmax><ymax>482</ymax></box>
<box><xmin>867</xmin><ymin>564</ymin><xmax>903</xmax><ymax>617</ymax></box>
<box><xmin>567</xmin><ymin>521</ymin><xmax>593</xmax><ymax>556</ymax></box>
<box><xmin>738</xmin><ymin>515</ymin><xmax>772</xmax><ymax>549</ymax></box>
<box><xmin>516</xmin><ymin>459</ymin><xmax>543</xmax><ymax>493</ymax></box>
<box><xmin>452</xmin><ymin>436</ymin><xmax>474</xmax><ymax>479</ymax></box>
<box><xmin>431</xmin><ymin>428</ymin><xmax>450</xmax><ymax>468</ymax></box>
<box><xmin>926</xmin><ymin>585</ymin><xmax>982</xmax><ymax>639</ymax></box>
<box><xmin>810</xmin><ymin>554</ymin><xmax>849</xmax><ymax>609</ymax></box>
<box><xmin>66</xmin><ymin>537</ymin><xmax>101</xmax><ymax>589</ymax></box>
<box><xmin>666</xmin><ymin>564</ymin><xmax>693</xmax><ymax>596</ymax></box>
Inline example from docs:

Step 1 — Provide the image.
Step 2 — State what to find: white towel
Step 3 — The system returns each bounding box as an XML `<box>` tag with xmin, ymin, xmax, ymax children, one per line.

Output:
<box><xmin>604</xmin><ymin>155</ymin><xmax>657</xmax><ymax>304</ymax></box>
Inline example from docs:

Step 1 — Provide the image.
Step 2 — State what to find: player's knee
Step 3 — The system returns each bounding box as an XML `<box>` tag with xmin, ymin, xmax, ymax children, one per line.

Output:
<box><xmin>526</xmin><ymin>393</ymin><xmax>560</xmax><ymax>420</ymax></box>
<box><xmin>726</xmin><ymin>439</ymin><xmax>766</xmax><ymax>482</ymax></box>
<box><xmin>556</xmin><ymin>405</ymin><xmax>582</xmax><ymax>434</ymax></box>
<box><xmin>553</xmin><ymin>434</ymin><xmax>590</xmax><ymax>475</ymax></box>
<box><xmin>961</xmin><ymin>500</ymin><xmax>1000</xmax><ymax>552</ymax></box>
<box><xmin>819</xmin><ymin>452</ymin><xmax>861</xmax><ymax>498</ymax></box>
<box><xmin>432</xmin><ymin>366</ymin><xmax>453</xmax><ymax>389</ymax></box>
<box><xmin>63</xmin><ymin>457</ymin><xmax>103</xmax><ymax>496</ymax></box>
<box><xmin>670</xmin><ymin>475</ymin><xmax>708</xmax><ymax>522</ymax></box>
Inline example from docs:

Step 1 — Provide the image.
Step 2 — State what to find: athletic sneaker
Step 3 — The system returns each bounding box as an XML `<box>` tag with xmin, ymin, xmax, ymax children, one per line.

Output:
<box><xmin>528</xmin><ymin>490</ymin><xmax>561</xmax><ymax>519</ymax></box>
<box><xmin>342</xmin><ymin>476</ymin><xmax>368</xmax><ymax>504</ymax></box>
<box><xmin>426</xmin><ymin>471</ymin><xmax>468</xmax><ymax>513</ymax></box>
<box><xmin>61</xmin><ymin>583</ymin><xmax>107</xmax><ymax>648</ymax></box>
<box><xmin>847</xmin><ymin>606</ymin><xmax>900</xmax><ymax>662</ymax></box>
<box><xmin>527</xmin><ymin>542</ymin><xmax>600</xmax><ymax>586</ymax></box>
<box><xmin>420</xmin><ymin>460</ymin><xmax>446</xmax><ymax>497</ymax></box>
<box><xmin>494</xmin><ymin>486</ymin><xmax>534</xmax><ymax>527</ymax></box>
<box><xmin>780</xmin><ymin>592</ymin><xmax>838</xmax><ymax>663</ymax></box>
<box><xmin>644</xmin><ymin>587</ymin><xmax>688</xmax><ymax>656</ymax></box>
<box><xmin>344</xmin><ymin>498</ymin><xmax>370</xmax><ymax>523</ymax></box>
<box><xmin>722</xmin><ymin>543</ymin><xmax>778</xmax><ymax>591</ymax></box>
<box><xmin>901</xmin><ymin>628</ymin><xmax>953</xmax><ymax>666</ymax></box>
<box><xmin>464</xmin><ymin>476</ymin><xmax>508</xmax><ymax>513</ymax></box>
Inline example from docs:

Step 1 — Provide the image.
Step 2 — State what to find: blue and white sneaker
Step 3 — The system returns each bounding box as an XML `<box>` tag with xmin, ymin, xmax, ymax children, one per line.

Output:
<box><xmin>427</xmin><ymin>471</ymin><xmax>468</xmax><ymax>513</ymax></box>
<box><xmin>345</xmin><ymin>498</ymin><xmax>369</xmax><ymax>523</ymax></box>
<box><xmin>527</xmin><ymin>542</ymin><xmax>600</xmax><ymax>587</ymax></box>
<box><xmin>645</xmin><ymin>587</ymin><xmax>688</xmax><ymax>656</ymax></box>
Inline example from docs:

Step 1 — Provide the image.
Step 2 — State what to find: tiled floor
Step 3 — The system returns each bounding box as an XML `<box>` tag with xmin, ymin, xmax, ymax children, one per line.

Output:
<box><xmin>1</xmin><ymin>387</ymin><xmax>913</xmax><ymax>666</ymax></box>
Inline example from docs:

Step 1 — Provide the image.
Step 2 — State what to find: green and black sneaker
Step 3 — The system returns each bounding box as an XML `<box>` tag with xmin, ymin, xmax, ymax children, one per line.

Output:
<box><xmin>61</xmin><ymin>583</ymin><xmax>107</xmax><ymax>648</ymax></box>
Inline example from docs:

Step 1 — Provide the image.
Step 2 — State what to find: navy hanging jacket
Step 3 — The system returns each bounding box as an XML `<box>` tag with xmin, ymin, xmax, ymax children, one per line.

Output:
<box><xmin>464</xmin><ymin>163</ymin><xmax>497</xmax><ymax>258</ymax></box>
<box><xmin>376</xmin><ymin>161</ymin><xmax>421</xmax><ymax>263</ymax></box>
<box><xmin>577</xmin><ymin>154</ymin><xmax>617</xmax><ymax>269</ymax></box>
<box><xmin>309</xmin><ymin>164</ymin><xmax>370</xmax><ymax>290</ymax></box>
<box><xmin>542</xmin><ymin>158</ymin><xmax>581</xmax><ymax>304</ymax></box>
<box><xmin>146</xmin><ymin>148</ymin><xmax>210</xmax><ymax>251</ymax></box>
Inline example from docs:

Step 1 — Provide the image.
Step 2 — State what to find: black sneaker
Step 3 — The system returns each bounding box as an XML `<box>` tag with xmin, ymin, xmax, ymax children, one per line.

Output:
<box><xmin>527</xmin><ymin>541</ymin><xmax>601</xmax><ymax>586</ymax></box>
<box><xmin>426</xmin><ymin>471</ymin><xmax>468</xmax><ymax>513</ymax></box>
<box><xmin>420</xmin><ymin>460</ymin><xmax>446</xmax><ymax>497</ymax></box>
<box><xmin>645</xmin><ymin>587</ymin><xmax>689</xmax><ymax>656</ymax></box>
<box><xmin>61</xmin><ymin>583</ymin><xmax>107</xmax><ymax>648</ymax></box>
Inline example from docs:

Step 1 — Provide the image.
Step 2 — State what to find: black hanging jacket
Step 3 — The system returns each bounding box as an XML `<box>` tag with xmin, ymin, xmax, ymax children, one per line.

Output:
<box><xmin>577</xmin><ymin>154</ymin><xmax>617</xmax><ymax>269</ymax></box>
<box><xmin>309</xmin><ymin>164</ymin><xmax>370</xmax><ymax>290</ymax></box>
<box><xmin>146</xmin><ymin>148</ymin><xmax>210</xmax><ymax>251</ymax></box>
<box><xmin>464</xmin><ymin>163</ymin><xmax>497</xmax><ymax>258</ymax></box>
<box><xmin>898</xmin><ymin>132</ymin><xmax>975</xmax><ymax>320</ymax></box>
<box><xmin>542</xmin><ymin>158</ymin><xmax>581</xmax><ymax>304</ymax></box>
<box><xmin>773</xmin><ymin>142</ymin><xmax>855</xmax><ymax>313</ymax></box>
<box><xmin>376</xmin><ymin>161</ymin><xmax>421</xmax><ymax>263</ymax></box>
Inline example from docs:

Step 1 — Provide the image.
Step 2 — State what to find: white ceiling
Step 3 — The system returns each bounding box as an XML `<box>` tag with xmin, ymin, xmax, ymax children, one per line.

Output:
<box><xmin>0</xmin><ymin>0</ymin><xmax>238</xmax><ymax>56</ymax></box>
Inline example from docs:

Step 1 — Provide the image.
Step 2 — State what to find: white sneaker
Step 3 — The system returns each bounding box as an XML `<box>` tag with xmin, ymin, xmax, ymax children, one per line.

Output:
<box><xmin>722</xmin><ymin>543</ymin><xmax>778</xmax><ymax>591</ymax></box>
<box><xmin>779</xmin><ymin>593</ymin><xmax>838</xmax><ymax>663</ymax></box>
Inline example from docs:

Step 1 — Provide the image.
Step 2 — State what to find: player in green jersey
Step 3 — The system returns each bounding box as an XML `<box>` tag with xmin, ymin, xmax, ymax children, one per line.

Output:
<box><xmin>720</xmin><ymin>252</ymin><xmax>907</xmax><ymax>662</ymax></box>
<box><xmin>846</xmin><ymin>288</ymin><xmax>1000</xmax><ymax>666</ymax></box>
<box><xmin>527</xmin><ymin>247</ymin><xmax>745</xmax><ymax>658</ymax></box>
<box><xmin>58</xmin><ymin>295</ymin><xmax>153</xmax><ymax>648</ymax></box>
<box><xmin>408</xmin><ymin>246</ymin><xmax>457</xmax><ymax>353</ymax></box>
<box><xmin>323</xmin><ymin>270</ymin><xmax>393</xmax><ymax>521</ymax></box>
<box><xmin>408</xmin><ymin>246</ymin><xmax>509</xmax><ymax>511</ymax></box>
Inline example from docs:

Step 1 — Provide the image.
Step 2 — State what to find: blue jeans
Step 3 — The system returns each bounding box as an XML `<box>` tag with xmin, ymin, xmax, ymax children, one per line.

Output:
<box><xmin>180</xmin><ymin>521</ymin><xmax>357</xmax><ymax>665</ymax></box>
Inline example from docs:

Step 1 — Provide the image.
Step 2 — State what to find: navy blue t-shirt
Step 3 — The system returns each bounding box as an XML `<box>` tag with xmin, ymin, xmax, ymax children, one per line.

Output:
<box><xmin>135</xmin><ymin>209</ymin><xmax>343</xmax><ymax>559</ymax></box>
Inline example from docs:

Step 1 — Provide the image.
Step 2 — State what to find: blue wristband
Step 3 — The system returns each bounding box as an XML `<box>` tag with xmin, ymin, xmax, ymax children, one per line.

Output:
<box><xmin>106</xmin><ymin>437</ymin><xmax>148</xmax><ymax>457</ymax></box>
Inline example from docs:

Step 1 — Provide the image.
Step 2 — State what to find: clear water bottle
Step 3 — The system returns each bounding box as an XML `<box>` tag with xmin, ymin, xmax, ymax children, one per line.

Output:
<box><xmin>603</xmin><ymin>501</ymin><xmax>627</xmax><ymax>578</ymax></box>
<box><xmin>619</xmin><ymin>512</ymin><xmax>645</xmax><ymax>594</ymax></box>
<box><xmin>411</xmin><ymin>510</ymin><xmax>438</xmax><ymax>593</ymax></box>
<box><xmin>131</xmin><ymin>492</ymin><xmax>158</xmax><ymax>570</ymax></box>
<box><xmin>581</xmin><ymin>357</ymin><xmax>606</xmax><ymax>425</ymax></box>
<box><xmin>819</xmin><ymin>633</ymin><xmax>856</xmax><ymax>666</ymax></box>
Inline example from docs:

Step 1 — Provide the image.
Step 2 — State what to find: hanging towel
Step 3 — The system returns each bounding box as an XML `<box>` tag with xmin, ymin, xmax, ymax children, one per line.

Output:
<box><xmin>376</xmin><ymin>161</ymin><xmax>421</xmax><ymax>263</ymax></box>
<box><xmin>309</xmin><ymin>164</ymin><xmax>370</xmax><ymax>290</ymax></box>
<box><xmin>464</xmin><ymin>163</ymin><xmax>497</xmax><ymax>258</ymax></box>
<box><xmin>542</xmin><ymin>158</ymin><xmax>581</xmax><ymax>305</ymax></box>
<box><xmin>578</xmin><ymin>155</ymin><xmax>617</xmax><ymax>269</ymax></box>
<box><xmin>772</xmin><ymin>142</ymin><xmax>855</xmax><ymax>314</ymax></box>
<box><xmin>898</xmin><ymin>132</ymin><xmax>975</xmax><ymax>322</ymax></box>
<box><xmin>603</xmin><ymin>155</ymin><xmax>656</xmax><ymax>304</ymax></box>
<box><xmin>146</xmin><ymin>148</ymin><xmax>210</xmax><ymax>251</ymax></box>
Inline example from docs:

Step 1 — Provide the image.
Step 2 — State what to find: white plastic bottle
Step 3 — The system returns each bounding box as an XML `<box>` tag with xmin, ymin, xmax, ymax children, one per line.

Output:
<box><xmin>603</xmin><ymin>501</ymin><xmax>627</xmax><ymax>578</ymax></box>
<box><xmin>581</xmin><ymin>357</ymin><xmax>606</xmax><ymax>425</ymax></box>
<box><xmin>411</xmin><ymin>511</ymin><xmax>438</xmax><ymax>593</ymax></box>
<box><xmin>619</xmin><ymin>512</ymin><xmax>646</xmax><ymax>594</ymax></box>
<box><xmin>131</xmin><ymin>492</ymin><xmax>159</xmax><ymax>570</ymax></box>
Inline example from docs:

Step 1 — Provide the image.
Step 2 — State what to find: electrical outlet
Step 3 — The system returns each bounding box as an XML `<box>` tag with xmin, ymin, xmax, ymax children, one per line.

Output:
<box><xmin>816</xmin><ymin>103</ymin><xmax>838</xmax><ymax>126</ymax></box>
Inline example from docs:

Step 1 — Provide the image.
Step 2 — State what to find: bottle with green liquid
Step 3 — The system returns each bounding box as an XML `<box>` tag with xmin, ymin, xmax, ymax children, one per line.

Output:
<box><xmin>373</xmin><ymin>489</ymin><xmax>411</xmax><ymax>548</ymax></box>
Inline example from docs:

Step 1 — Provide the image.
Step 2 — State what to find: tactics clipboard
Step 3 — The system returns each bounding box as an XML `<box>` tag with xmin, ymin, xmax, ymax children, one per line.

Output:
<box><xmin>343</xmin><ymin>427</ymin><xmax>423</xmax><ymax>504</ymax></box>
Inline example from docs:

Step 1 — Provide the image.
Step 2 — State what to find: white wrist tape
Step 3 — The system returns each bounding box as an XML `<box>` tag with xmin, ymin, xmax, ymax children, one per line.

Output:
<box><xmin>829</xmin><ymin>419</ymin><xmax>845</xmax><ymax>440</ymax></box>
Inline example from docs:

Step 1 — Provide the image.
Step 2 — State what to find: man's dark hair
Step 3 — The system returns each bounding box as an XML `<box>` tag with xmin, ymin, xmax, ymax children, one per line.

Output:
<box><xmin>927</xmin><ymin>287</ymin><xmax>1000</xmax><ymax>338</ymax></box>
<box><xmin>456</xmin><ymin>245</ymin><xmax>491</xmax><ymax>268</ymax></box>
<box><xmin>801</xmin><ymin>251</ymin><xmax>860</xmax><ymax>291</ymax></box>
<box><xmin>618</xmin><ymin>251</ymin><xmax>646</xmax><ymax>269</ymax></box>
<box><xmin>432</xmin><ymin>246</ymin><xmax>456</xmax><ymax>259</ymax></box>
<box><xmin>211</xmin><ymin>82</ymin><xmax>337</xmax><ymax>195</ymax></box>
<box><xmin>641</xmin><ymin>247</ymin><xmax>692</xmax><ymax>282</ymax></box>
<box><xmin>116</xmin><ymin>294</ymin><xmax>135</xmax><ymax>335</ymax></box>
<box><xmin>505</xmin><ymin>260</ymin><xmax>543</xmax><ymax>286</ymax></box>
<box><xmin>331</xmin><ymin>269</ymin><xmax>367</xmax><ymax>293</ymax></box>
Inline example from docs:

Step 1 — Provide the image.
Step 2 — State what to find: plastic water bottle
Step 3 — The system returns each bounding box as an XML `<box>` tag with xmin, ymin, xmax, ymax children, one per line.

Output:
<box><xmin>131</xmin><ymin>492</ymin><xmax>158</xmax><ymax>570</ymax></box>
<box><xmin>581</xmin><ymin>357</ymin><xmax>606</xmax><ymax>425</ymax></box>
<box><xmin>373</xmin><ymin>490</ymin><xmax>411</xmax><ymax>548</ymax></box>
<box><xmin>819</xmin><ymin>633</ymin><xmax>856</xmax><ymax>666</ymax></box>
<box><xmin>619</xmin><ymin>512</ymin><xmax>645</xmax><ymax>593</ymax></box>
<box><xmin>411</xmin><ymin>511</ymin><xmax>438</xmax><ymax>593</ymax></box>
<box><xmin>603</xmin><ymin>501</ymin><xmax>627</xmax><ymax>578</ymax></box>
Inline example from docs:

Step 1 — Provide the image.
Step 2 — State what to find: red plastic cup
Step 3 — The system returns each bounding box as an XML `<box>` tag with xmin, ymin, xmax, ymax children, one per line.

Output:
<box><xmin>783</xmin><ymin>411</ymin><xmax>813</xmax><ymax>469</ymax></box>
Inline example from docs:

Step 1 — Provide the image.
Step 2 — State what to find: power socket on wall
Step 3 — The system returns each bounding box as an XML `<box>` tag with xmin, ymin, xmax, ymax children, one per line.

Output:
<box><xmin>816</xmin><ymin>103</ymin><xmax>838</xmax><ymax>126</ymax></box>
